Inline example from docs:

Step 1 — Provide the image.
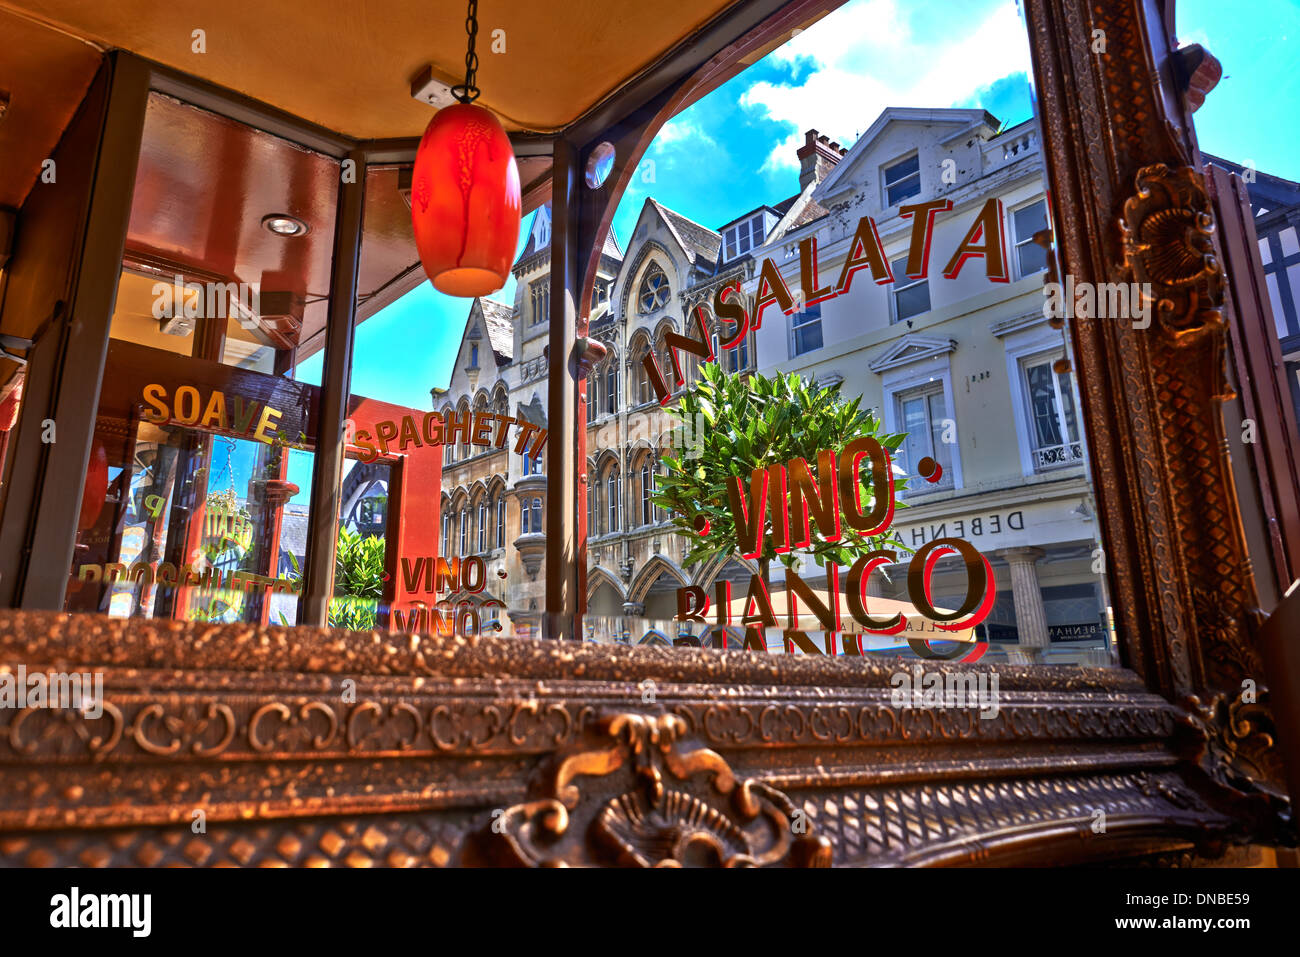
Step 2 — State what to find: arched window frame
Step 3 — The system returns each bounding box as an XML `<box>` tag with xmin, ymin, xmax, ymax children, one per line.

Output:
<box><xmin>639</xmin><ymin>454</ymin><xmax>653</xmax><ymax>526</ymax></box>
<box><xmin>442</xmin><ymin>405</ymin><xmax>456</xmax><ymax>463</ymax></box>
<box><xmin>604</xmin><ymin>463</ymin><xmax>621</xmax><ymax>534</ymax></box>
<box><xmin>638</xmin><ymin>263</ymin><xmax>671</xmax><ymax>314</ymax></box>
<box><xmin>629</xmin><ymin>333</ymin><xmax>653</xmax><ymax>406</ymax></box>
<box><xmin>457</xmin><ymin>400</ymin><xmax>472</xmax><ymax>461</ymax></box>
<box><xmin>587</xmin><ymin>370</ymin><xmax>600</xmax><ymax>425</ymax></box>
<box><xmin>604</xmin><ymin>356</ymin><xmax>619</xmax><ymax>416</ymax></box>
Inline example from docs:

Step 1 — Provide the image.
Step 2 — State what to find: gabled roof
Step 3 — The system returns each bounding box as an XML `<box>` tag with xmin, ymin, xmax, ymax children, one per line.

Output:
<box><xmin>516</xmin><ymin>205</ymin><xmax>552</xmax><ymax>262</ymax></box>
<box><xmin>516</xmin><ymin>203</ymin><xmax>623</xmax><ymax>266</ymax></box>
<box><xmin>816</xmin><ymin>107</ymin><xmax>1000</xmax><ymax>200</ymax></box>
<box><xmin>474</xmin><ymin>298</ymin><xmax>514</xmax><ymax>364</ymax></box>
<box><xmin>648</xmin><ymin>198</ymin><xmax>722</xmax><ymax>265</ymax></box>
<box><xmin>601</xmin><ymin>225</ymin><xmax>624</xmax><ymax>261</ymax></box>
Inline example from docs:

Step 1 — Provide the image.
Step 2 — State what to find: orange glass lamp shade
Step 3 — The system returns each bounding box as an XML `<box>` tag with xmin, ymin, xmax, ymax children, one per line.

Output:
<box><xmin>77</xmin><ymin>444</ymin><xmax>108</xmax><ymax>532</ymax></box>
<box><xmin>411</xmin><ymin>103</ymin><xmax>521</xmax><ymax>298</ymax></box>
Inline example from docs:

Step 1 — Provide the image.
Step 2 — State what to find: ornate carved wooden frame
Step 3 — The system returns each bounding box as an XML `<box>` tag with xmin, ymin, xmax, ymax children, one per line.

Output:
<box><xmin>0</xmin><ymin>0</ymin><xmax>1294</xmax><ymax>867</ymax></box>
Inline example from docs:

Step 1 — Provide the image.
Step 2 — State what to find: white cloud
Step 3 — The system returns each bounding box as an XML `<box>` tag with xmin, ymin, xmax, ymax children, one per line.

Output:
<box><xmin>742</xmin><ymin>0</ymin><xmax>1034</xmax><ymax>171</ymax></box>
<box><xmin>653</xmin><ymin>117</ymin><xmax>717</xmax><ymax>150</ymax></box>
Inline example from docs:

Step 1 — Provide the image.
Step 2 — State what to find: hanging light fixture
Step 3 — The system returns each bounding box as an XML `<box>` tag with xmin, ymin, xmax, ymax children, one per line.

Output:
<box><xmin>411</xmin><ymin>0</ymin><xmax>521</xmax><ymax>297</ymax></box>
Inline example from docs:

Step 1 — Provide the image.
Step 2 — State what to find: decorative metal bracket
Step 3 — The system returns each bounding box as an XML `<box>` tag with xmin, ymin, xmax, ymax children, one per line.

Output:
<box><xmin>486</xmin><ymin>713</ymin><xmax>831</xmax><ymax>867</ymax></box>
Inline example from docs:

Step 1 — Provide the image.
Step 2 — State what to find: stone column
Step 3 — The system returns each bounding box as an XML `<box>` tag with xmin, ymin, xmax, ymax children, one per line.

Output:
<box><xmin>866</xmin><ymin>566</ymin><xmax>890</xmax><ymax>598</ymax></box>
<box><xmin>622</xmin><ymin>601</ymin><xmax>645</xmax><ymax>617</ymax></box>
<box><xmin>998</xmin><ymin>546</ymin><xmax>1049</xmax><ymax>663</ymax></box>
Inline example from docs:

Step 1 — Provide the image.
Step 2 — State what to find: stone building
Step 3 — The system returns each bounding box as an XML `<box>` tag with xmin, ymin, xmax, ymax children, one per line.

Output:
<box><xmin>439</xmin><ymin>207</ymin><xmax>622</xmax><ymax>633</ymax></box>
<box><xmin>441</xmin><ymin>109</ymin><xmax>1112</xmax><ymax>661</ymax></box>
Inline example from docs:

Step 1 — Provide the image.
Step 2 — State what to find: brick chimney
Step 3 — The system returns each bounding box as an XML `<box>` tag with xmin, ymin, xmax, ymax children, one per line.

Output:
<box><xmin>797</xmin><ymin>129</ymin><xmax>846</xmax><ymax>190</ymax></box>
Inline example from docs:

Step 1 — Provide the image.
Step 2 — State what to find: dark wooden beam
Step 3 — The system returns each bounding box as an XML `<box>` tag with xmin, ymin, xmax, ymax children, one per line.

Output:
<box><xmin>148</xmin><ymin>58</ymin><xmax>353</xmax><ymax>158</ymax></box>
<box><xmin>544</xmin><ymin>138</ymin><xmax>581</xmax><ymax>637</ymax></box>
<box><xmin>0</xmin><ymin>52</ymin><xmax>150</xmax><ymax>608</ymax></box>
<box><xmin>302</xmin><ymin>148</ymin><xmax>366</xmax><ymax>625</ymax></box>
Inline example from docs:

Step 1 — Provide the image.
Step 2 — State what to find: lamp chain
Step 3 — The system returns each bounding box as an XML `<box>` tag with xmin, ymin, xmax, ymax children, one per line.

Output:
<box><xmin>452</xmin><ymin>0</ymin><xmax>481</xmax><ymax>104</ymax></box>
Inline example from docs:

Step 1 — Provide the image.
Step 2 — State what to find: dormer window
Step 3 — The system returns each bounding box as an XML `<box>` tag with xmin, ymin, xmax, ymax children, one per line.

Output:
<box><xmin>723</xmin><ymin>215</ymin><xmax>766</xmax><ymax>262</ymax></box>
<box><xmin>531</xmin><ymin>208</ymin><xmax>551</xmax><ymax>249</ymax></box>
<box><xmin>638</xmin><ymin>264</ymin><xmax>671</xmax><ymax>314</ymax></box>
<box><xmin>883</xmin><ymin>153</ymin><xmax>921</xmax><ymax>207</ymax></box>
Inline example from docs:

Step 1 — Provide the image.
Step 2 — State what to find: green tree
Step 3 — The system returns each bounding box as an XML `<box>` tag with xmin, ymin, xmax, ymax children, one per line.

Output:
<box><xmin>651</xmin><ymin>363</ymin><xmax>909</xmax><ymax>582</ymax></box>
<box><xmin>281</xmin><ymin>528</ymin><xmax>386</xmax><ymax>630</ymax></box>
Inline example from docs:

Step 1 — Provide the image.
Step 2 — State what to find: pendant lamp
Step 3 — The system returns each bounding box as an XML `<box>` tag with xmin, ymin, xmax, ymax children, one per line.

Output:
<box><xmin>411</xmin><ymin>0</ymin><xmax>521</xmax><ymax>297</ymax></box>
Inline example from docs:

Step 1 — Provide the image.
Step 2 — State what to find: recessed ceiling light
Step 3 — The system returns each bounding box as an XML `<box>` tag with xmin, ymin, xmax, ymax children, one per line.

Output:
<box><xmin>262</xmin><ymin>214</ymin><xmax>309</xmax><ymax>237</ymax></box>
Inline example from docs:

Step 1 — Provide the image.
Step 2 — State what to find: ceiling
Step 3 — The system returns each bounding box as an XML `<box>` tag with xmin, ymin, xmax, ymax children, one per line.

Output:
<box><xmin>125</xmin><ymin>92</ymin><xmax>342</xmax><ymax>355</ymax></box>
<box><xmin>0</xmin><ymin>0</ymin><xmax>797</xmax><ymax>380</ymax></box>
<box><xmin>0</xmin><ymin>6</ymin><xmax>101</xmax><ymax>209</ymax></box>
<box><xmin>0</xmin><ymin>0</ymin><xmax>739</xmax><ymax>138</ymax></box>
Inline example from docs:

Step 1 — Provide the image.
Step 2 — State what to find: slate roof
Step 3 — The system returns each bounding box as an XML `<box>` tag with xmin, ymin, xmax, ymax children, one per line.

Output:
<box><xmin>788</xmin><ymin>198</ymin><xmax>829</xmax><ymax>230</ymax></box>
<box><xmin>517</xmin><ymin>204</ymin><xmax>623</xmax><ymax>265</ymax></box>
<box><xmin>649</xmin><ymin>199</ymin><xmax>722</xmax><ymax>265</ymax></box>
<box><xmin>1203</xmin><ymin>153</ymin><xmax>1300</xmax><ymax>211</ymax></box>
<box><xmin>476</xmin><ymin>298</ymin><xmax>514</xmax><ymax>363</ymax></box>
<box><xmin>772</xmin><ymin>194</ymin><xmax>800</xmax><ymax>217</ymax></box>
<box><xmin>601</xmin><ymin>225</ymin><xmax>624</xmax><ymax>261</ymax></box>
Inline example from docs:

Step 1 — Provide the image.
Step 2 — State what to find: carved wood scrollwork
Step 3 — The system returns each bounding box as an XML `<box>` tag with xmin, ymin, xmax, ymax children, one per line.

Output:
<box><xmin>1120</xmin><ymin>163</ymin><xmax>1225</xmax><ymax>337</ymax></box>
<box><xmin>486</xmin><ymin>713</ymin><xmax>831</xmax><ymax>867</ymax></box>
<box><xmin>0</xmin><ymin>0</ymin><xmax>1294</xmax><ymax>869</ymax></box>
<box><xmin>1025</xmin><ymin>0</ymin><xmax>1288</xmax><ymax>806</ymax></box>
<box><xmin>1116</xmin><ymin>162</ymin><xmax>1282</xmax><ymax>795</ymax></box>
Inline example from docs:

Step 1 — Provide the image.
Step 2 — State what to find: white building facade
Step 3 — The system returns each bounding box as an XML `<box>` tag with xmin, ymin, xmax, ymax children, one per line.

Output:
<box><xmin>742</xmin><ymin>108</ymin><xmax>1111</xmax><ymax>663</ymax></box>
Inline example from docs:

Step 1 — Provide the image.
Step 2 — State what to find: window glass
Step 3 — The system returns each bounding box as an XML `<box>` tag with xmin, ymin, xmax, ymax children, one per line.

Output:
<box><xmin>304</xmin><ymin>162</ymin><xmax>560</xmax><ymax>638</ymax></box>
<box><xmin>639</xmin><ymin>265</ymin><xmax>671</xmax><ymax>313</ymax></box>
<box><xmin>584</xmin><ymin>0</ymin><xmax>1120</xmax><ymax>666</ymax></box>
<box><xmin>1013</xmin><ymin>200</ymin><xmax>1050</xmax><ymax>277</ymax></box>
<box><xmin>897</xmin><ymin>387</ymin><xmax>954</xmax><ymax>494</ymax></box>
<box><xmin>892</xmin><ymin>257</ymin><xmax>931</xmax><ymax>322</ymax></box>
<box><xmin>529</xmin><ymin>280</ymin><xmax>549</xmax><ymax>327</ymax></box>
<box><xmin>884</xmin><ymin>154</ymin><xmax>922</xmax><ymax>206</ymax></box>
<box><xmin>792</xmin><ymin>302</ymin><xmax>823</xmax><ymax>355</ymax></box>
<box><xmin>66</xmin><ymin>92</ymin><xmax>332</xmax><ymax>626</ymax></box>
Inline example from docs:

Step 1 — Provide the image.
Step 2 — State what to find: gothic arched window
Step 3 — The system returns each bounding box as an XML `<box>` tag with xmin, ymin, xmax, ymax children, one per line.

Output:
<box><xmin>633</xmin><ymin>452</ymin><xmax>655</xmax><ymax>526</ymax></box>
<box><xmin>604</xmin><ymin>463</ymin><xmax>621</xmax><ymax>533</ymax></box>
<box><xmin>604</xmin><ymin>359</ymin><xmax>619</xmax><ymax>416</ymax></box>
<box><xmin>638</xmin><ymin>264</ymin><xmax>671</xmax><ymax>314</ymax></box>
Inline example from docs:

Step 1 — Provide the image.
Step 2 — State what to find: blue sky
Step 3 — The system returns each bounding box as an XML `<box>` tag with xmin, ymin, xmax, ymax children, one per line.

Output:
<box><xmin>1176</xmin><ymin>0</ymin><xmax>1299</xmax><ymax>181</ymax></box>
<box><xmin>298</xmin><ymin>0</ymin><xmax>1297</xmax><ymax>413</ymax></box>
